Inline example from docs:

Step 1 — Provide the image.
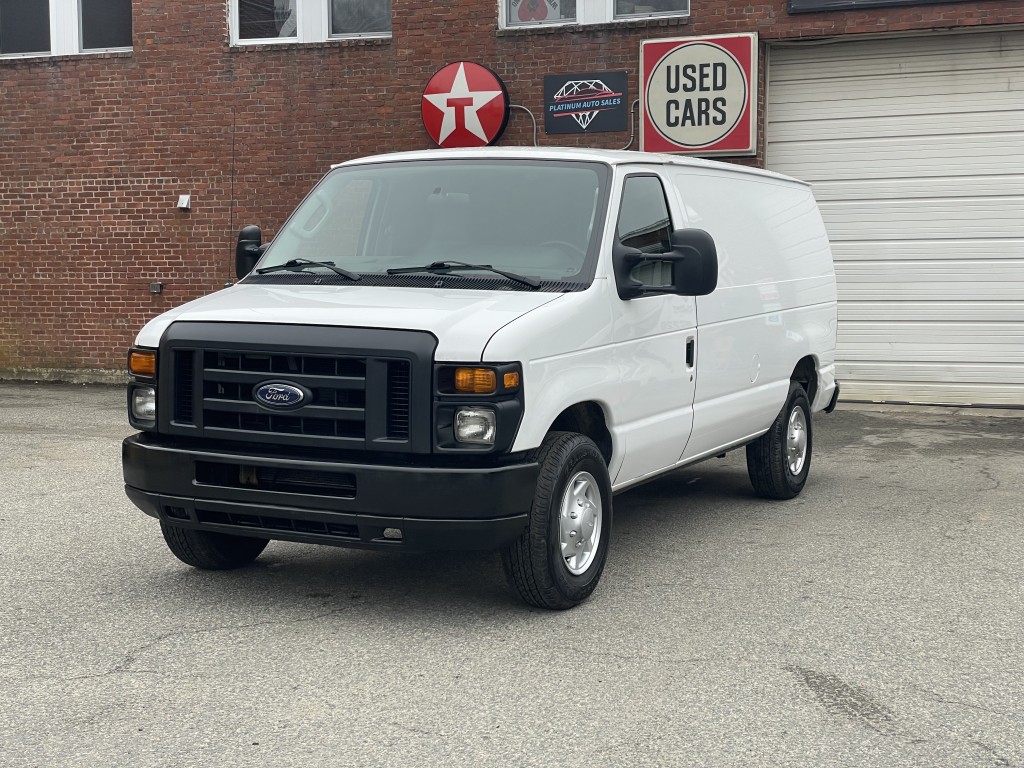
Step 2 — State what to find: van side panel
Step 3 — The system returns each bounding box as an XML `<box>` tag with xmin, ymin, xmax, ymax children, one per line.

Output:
<box><xmin>485</xmin><ymin>283</ymin><xmax>620</xmax><ymax>466</ymax></box>
<box><xmin>488</xmin><ymin>280</ymin><xmax>697</xmax><ymax>485</ymax></box>
<box><xmin>670</xmin><ymin>170</ymin><xmax>838</xmax><ymax>462</ymax></box>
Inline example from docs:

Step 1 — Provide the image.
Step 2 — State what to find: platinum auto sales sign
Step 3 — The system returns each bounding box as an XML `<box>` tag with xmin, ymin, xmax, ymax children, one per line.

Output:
<box><xmin>641</xmin><ymin>33</ymin><xmax>757</xmax><ymax>155</ymax></box>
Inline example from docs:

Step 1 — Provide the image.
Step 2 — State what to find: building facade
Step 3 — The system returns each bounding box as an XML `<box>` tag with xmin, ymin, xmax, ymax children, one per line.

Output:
<box><xmin>1</xmin><ymin>0</ymin><xmax>1022</xmax><ymax>404</ymax></box>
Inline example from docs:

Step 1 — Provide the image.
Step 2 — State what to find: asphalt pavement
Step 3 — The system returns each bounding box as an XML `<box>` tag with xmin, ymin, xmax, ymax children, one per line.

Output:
<box><xmin>1</xmin><ymin>382</ymin><xmax>1021</xmax><ymax>767</ymax></box>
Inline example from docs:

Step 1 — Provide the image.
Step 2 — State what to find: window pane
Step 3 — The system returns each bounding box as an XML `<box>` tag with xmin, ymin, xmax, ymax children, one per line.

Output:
<box><xmin>331</xmin><ymin>0</ymin><xmax>390</xmax><ymax>36</ymax></box>
<box><xmin>506</xmin><ymin>0</ymin><xmax>575</xmax><ymax>26</ymax></box>
<box><xmin>81</xmin><ymin>0</ymin><xmax>132</xmax><ymax>49</ymax></box>
<box><xmin>617</xmin><ymin>177</ymin><xmax>672</xmax><ymax>254</ymax></box>
<box><xmin>0</xmin><ymin>0</ymin><xmax>50</xmax><ymax>54</ymax></box>
<box><xmin>614</xmin><ymin>0</ymin><xmax>688</xmax><ymax>18</ymax></box>
<box><xmin>239</xmin><ymin>0</ymin><xmax>296</xmax><ymax>39</ymax></box>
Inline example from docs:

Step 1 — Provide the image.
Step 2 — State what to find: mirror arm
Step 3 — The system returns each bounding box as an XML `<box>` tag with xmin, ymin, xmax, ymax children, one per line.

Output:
<box><xmin>612</xmin><ymin>244</ymin><xmax>647</xmax><ymax>300</ymax></box>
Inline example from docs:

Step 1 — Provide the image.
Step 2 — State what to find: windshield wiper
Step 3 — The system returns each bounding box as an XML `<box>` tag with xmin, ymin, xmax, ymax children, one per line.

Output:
<box><xmin>386</xmin><ymin>260</ymin><xmax>541</xmax><ymax>289</ymax></box>
<box><xmin>256</xmin><ymin>258</ymin><xmax>361</xmax><ymax>281</ymax></box>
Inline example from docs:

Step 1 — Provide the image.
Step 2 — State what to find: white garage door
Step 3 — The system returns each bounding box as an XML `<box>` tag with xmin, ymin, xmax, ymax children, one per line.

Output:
<box><xmin>766</xmin><ymin>31</ymin><xmax>1024</xmax><ymax>406</ymax></box>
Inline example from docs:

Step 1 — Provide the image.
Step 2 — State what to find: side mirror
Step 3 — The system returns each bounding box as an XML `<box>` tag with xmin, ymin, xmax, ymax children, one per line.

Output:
<box><xmin>612</xmin><ymin>228</ymin><xmax>718</xmax><ymax>299</ymax></box>
<box><xmin>235</xmin><ymin>225</ymin><xmax>262</xmax><ymax>280</ymax></box>
<box><xmin>668</xmin><ymin>228</ymin><xmax>718</xmax><ymax>296</ymax></box>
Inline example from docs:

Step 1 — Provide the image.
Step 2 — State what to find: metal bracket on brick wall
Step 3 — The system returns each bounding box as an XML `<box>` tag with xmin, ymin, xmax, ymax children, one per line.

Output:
<box><xmin>508</xmin><ymin>100</ymin><xmax>639</xmax><ymax>150</ymax></box>
<box><xmin>509</xmin><ymin>105</ymin><xmax>538</xmax><ymax>147</ymax></box>
<box><xmin>620</xmin><ymin>99</ymin><xmax>640</xmax><ymax>151</ymax></box>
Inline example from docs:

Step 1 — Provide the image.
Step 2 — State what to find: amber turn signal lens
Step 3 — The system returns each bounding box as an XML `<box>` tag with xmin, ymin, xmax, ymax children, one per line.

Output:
<box><xmin>503</xmin><ymin>372</ymin><xmax>520</xmax><ymax>389</ymax></box>
<box><xmin>129</xmin><ymin>351</ymin><xmax>157</xmax><ymax>377</ymax></box>
<box><xmin>454</xmin><ymin>368</ymin><xmax>496</xmax><ymax>394</ymax></box>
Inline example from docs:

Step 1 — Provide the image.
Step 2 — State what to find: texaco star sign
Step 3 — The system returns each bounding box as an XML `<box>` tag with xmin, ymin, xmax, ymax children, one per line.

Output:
<box><xmin>421</xmin><ymin>62</ymin><xmax>510</xmax><ymax>148</ymax></box>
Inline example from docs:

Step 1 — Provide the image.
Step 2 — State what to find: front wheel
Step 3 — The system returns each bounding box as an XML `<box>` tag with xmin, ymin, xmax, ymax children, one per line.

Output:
<box><xmin>502</xmin><ymin>432</ymin><xmax>612</xmax><ymax>610</ymax></box>
<box><xmin>160</xmin><ymin>523</ymin><xmax>269</xmax><ymax>570</ymax></box>
<box><xmin>746</xmin><ymin>381</ymin><xmax>813</xmax><ymax>500</ymax></box>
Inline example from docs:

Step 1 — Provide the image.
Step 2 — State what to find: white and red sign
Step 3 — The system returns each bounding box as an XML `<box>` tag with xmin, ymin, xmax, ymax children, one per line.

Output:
<box><xmin>422</xmin><ymin>62</ymin><xmax>510</xmax><ymax>148</ymax></box>
<box><xmin>641</xmin><ymin>33</ymin><xmax>758</xmax><ymax>156</ymax></box>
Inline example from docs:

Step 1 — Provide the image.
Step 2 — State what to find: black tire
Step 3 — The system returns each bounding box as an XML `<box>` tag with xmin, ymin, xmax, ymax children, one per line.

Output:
<box><xmin>746</xmin><ymin>380</ymin><xmax>812</xmax><ymax>500</ymax></box>
<box><xmin>502</xmin><ymin>432</ymin><xmax>612</xmax><ymax>610</ymax></box>
<box><xmin>160</xmin><ymin>522</ymin><xmax>269</xmax><ymax>570</ymax></box>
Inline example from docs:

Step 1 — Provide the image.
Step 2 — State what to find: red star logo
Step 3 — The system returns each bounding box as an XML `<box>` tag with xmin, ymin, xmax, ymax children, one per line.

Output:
<box><xmin>422</xmin><ymin>62</ymin><xmax>510</xmax><ymax>148</ymax></box>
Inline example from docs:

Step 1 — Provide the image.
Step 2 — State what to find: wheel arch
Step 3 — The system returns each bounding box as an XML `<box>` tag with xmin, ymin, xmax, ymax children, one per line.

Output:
<box><xmin>791</xmin><ymin>355</ymin><xmax>818</xmax><ymax>406</ymax></box>
<box><xmin>546</xmin><ymin>401</ymin><xmax>613</xmax><ymax>466</ymax></box>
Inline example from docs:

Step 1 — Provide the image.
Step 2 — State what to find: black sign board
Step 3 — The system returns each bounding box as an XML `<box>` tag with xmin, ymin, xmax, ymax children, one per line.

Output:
<box><xmin>544</xmin><ymin>71</ymin><xmax>629</xmax><ymax>134</ymax></box>
<box><xmin>790</xmin><ymin>0</ymin><xmax>965</xmax><ymax>11</ymax></box>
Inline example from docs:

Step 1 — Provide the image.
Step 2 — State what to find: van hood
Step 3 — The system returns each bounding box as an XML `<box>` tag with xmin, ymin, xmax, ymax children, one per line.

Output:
<box><xmin>135</xmin><ymin>283</ymin><xmax>565</xmax><ymax>361</ymax></box>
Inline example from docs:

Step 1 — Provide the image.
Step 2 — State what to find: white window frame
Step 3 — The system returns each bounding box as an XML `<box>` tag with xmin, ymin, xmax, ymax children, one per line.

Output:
<box><xmin>0</xmin><ymin>0</ymin><xmax>132</xmax><ymax>59</ymax></box>
<box><xmin>499</xmin><ymin>0</ymin><xmax>689</xmax><ymax>29</ymax></box>
<box><xmin>229</xmin><ymin>0</ymin><xmax>392</xmax><ymax>46</ymax></box>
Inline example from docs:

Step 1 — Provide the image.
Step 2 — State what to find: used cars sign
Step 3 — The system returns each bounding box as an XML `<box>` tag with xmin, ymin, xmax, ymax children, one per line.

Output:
<box><xmin>641</xmin><ymin>33</ymin><xmax>757</xmax><ymax>156</ymax></box>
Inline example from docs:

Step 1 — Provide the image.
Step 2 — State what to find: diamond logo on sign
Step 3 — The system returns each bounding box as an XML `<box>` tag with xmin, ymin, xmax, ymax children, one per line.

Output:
<box><xmin>641</xmin><ymin>34</ymin><xmax>758</xmax><ymax>156</ymax></box>
<box><xmin>555</xmin><ymin>80</ymin><xmax>619</xmax><ymax>129</ymax></box>
<box><xmin>422</xmin><ymin>62</ymin><xmax>510</xmax><ymax>148</ymax></box>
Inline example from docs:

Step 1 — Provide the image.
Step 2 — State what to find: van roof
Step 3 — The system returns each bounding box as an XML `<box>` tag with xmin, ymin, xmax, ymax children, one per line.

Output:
<box><xmin>332</xmin><ymin>146</ymin><xmax>808</xmax><ymax>187</ymax></box>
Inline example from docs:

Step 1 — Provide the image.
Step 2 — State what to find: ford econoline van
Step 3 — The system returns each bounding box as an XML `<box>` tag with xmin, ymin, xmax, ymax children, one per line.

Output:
<box><xmin>122</xmin><ymin>147</ymin><xmax>839</xmax><ymax>609</ymax></box>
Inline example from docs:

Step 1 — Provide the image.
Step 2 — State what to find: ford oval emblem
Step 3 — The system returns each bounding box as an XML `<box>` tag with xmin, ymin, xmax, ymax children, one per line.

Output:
<box><xmin>254</xmin><ymin>382</ymin><xmax>305</xmax><ymax>409</ymax></box>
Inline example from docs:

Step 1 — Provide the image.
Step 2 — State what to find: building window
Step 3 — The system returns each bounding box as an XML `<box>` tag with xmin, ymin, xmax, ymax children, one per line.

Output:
<box><xmin>0</xmin><ymin>0</ymin><xmax>131</xmax><ymax>57</ymax></box>
<box><xmin>81</xmin><ymin>0</ymin><xmax>133</xmax><ymax>50</ymax></box>
<box><xmin>331</xmin><ymin>0</ymin><xmax>391</xmax><ymax>36</ymax></box>
<box><xmin>238</xmin><ymin>0</ymin><xmax>297</xmax><ymax>39</ymax></box>
<box><xmin>0</xmin><ymin>0</ymin><xmax>50</xmax><ymax>55</ymax></box>
<box><xmin>507</xmin><ymin>0</ymin><xmax>576</xmax><ymax>26</ymax></box>
<box><xmin>503</xmin><ymin>0</ymin><xmax>688</xmax><ymax>27</ymax></box>
<box><xmin>613</xmin><ymin>0</ymin><xmax>688</xmax><ymax>20</ymax></box>
<box><xmin>233</xmin><ymin>0</ymin><xmax>391</xmax><ymax>44</ymax></box>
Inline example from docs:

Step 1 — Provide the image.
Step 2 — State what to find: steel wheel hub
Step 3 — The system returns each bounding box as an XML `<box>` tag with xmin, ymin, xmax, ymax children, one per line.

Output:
<box><xmin>787</xmin><ymin>406</ymin><xmax>808</xmax><ymax>476</ymax></box>
<box><xmin>559</xmin><ymin>471</ymin><xmax>602</xmax><ymax>576</ymax></box>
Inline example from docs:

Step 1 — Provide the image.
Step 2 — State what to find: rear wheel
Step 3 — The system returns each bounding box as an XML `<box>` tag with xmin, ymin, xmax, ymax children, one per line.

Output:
<box><xmin>160</xmin><ymin>523</ymin><xmax>269</xmax><ymax>570</ymax></box>
<box><xmin>746</xmin><ymin>381</ymin><xmax>812</xmax><ymax>500</ymax></box>
<box><xmin>502</xmin><ymin>432</ymin><xmax>612</xmax><ymax>610</ymax></box>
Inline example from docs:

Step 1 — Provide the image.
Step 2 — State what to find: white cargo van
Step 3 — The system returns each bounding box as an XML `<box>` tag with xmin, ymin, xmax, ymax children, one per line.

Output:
<box><xmin>122</xmin><ymin>147</ymin><xmax>839</xmax><ymax>609</ymax></box>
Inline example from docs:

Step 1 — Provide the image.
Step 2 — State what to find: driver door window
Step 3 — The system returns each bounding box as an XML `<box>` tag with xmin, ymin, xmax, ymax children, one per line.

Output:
<box><xmin>617</xmin><ymin>175</ymin><xmax>674</xmax><ymax>287</ymax></box>
<box><xmin>617</xmin><ymin>175</ymin><xmax>673</xmax><ymax>254</ymax></box>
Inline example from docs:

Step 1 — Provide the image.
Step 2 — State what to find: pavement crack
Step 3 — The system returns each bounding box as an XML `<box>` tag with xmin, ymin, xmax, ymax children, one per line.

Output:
<box><xmin>111</xmin><ymin>608</ymin><xmax>352</xmax><ymax>674</ymax></box>
<box><xmin>910</xmin><ymin>686</ymin><xmax>1017</xmax><ymax>718</ymax></box>
<box><xmin>971</xmin><ymin>741</ymin><xmax>1014</xmax><ymax>767</ymax></box>
<box><xmin>599</xmin><ymin>651</ymin><xmax>708</xmax><ymax>666</ymax></box>
<box><xmin>389</xmin><ymin>721</ymin><xmax>439</xmax><ymax>738</ymax></box>
<box><xmin>10</xmin><ymin>608</ymin><xmax>353</xmax><ymax>685</ymax></box>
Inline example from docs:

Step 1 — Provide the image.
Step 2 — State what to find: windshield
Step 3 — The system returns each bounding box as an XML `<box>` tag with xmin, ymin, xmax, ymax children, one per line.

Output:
<box><xmin>247</xmin><ymin>159</ymin><xmax>611</xmax><ymax>290</ymax></box>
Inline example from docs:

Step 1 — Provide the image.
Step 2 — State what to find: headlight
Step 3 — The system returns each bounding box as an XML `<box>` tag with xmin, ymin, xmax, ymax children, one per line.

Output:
<box><xmin>132</xmin><ymin>387</ymin><xmax>157</xmax><ymax>421</ymax></box>
<box><xmin>455</xmin><ymin>408</ymin><xmax>496</xmax><ymax>445</ymax></box>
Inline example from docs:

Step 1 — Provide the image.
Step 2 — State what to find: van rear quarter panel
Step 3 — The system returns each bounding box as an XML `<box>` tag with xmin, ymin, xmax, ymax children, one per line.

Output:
<box><xmin>671</xmin><ymin>169</ymin><xmax>837</xmax><ymax>461</ymax></box>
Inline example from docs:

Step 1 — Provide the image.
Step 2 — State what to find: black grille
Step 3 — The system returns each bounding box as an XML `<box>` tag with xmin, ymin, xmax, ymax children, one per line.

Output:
<box><xmin>160</xmin><ymin>323</ymin><xmax>435</xmax><ymax>454</ymax></box>
<box><xmin>387</xmin><ymin>360</ymin><xmax>410</xmax><ymax>439</ymax></box>
<box><xmin>195</xmin><ymin>461</ymin><xmax>356</xmax><ymax>498</ymax></box>
<box><xmin>198</xmin><ymin>350</ymin><xmax>368</xmax><ymax>440</ymax></box>
<box><xmin>173</xmin><ymin>351</ymin><xmax>194</xmax><ymax>423</ymax></box>
<box><xmin>194</xmin><ymin>508</ymin><xmax>361</xmax><ymax>539</ymax></box>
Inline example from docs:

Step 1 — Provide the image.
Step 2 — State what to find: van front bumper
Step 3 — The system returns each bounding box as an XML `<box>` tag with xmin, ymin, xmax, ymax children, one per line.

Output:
<box><xmin>122</xmin><ymin>434</ymin><xmax>536</xmax><ymax>551</ymax></box>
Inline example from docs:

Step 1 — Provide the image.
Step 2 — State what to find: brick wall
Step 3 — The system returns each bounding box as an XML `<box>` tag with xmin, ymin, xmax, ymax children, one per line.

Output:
<box><xmin>0</xmin><ymin>0</ymin><xmax>1021</xmax><ymax>376</ymax></box>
